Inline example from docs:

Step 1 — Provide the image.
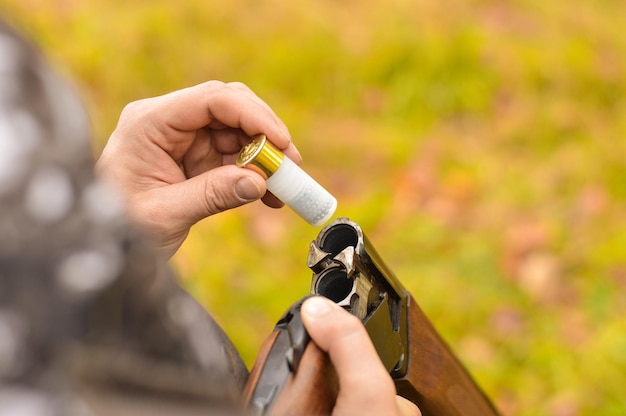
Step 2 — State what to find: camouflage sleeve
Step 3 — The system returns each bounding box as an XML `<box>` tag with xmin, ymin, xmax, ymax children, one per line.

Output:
<box><xmin>0</xmin><ymin>18</ymin><xmax>247</xmax><ymax>416</ymax></box>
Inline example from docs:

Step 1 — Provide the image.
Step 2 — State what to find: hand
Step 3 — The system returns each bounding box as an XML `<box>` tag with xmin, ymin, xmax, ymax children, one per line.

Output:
<box><xmin>96</xmin><ymin>81</ymin><xmax>301</xmax><ymax>258</ymax></box>
<box><xmin>301</xmin><ymin>296</ymin><xmax>421</xmax><ymax>416</ymax></box>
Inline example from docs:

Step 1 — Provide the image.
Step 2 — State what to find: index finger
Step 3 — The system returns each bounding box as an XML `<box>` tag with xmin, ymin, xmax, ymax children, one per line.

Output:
<box><xmin>150</xmin><ymin>81</ymin><xmax>299</xmax><ymax>159</ymax></box>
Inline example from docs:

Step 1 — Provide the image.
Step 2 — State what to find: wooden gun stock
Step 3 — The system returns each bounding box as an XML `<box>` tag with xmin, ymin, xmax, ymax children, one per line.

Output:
<box><xmin>243</xmin><ymin>330</ymin><xmax>338</xmax><ymax>416</ymax></box>
<box><xmin>396</xmin><ymin>294</ymin><xmax>498</xmax><ymax>415</ymax></box>
<box><xmin>242</xmin><ymin>298</ymin><xmax>339</xmax><ymax>416</ymax></box>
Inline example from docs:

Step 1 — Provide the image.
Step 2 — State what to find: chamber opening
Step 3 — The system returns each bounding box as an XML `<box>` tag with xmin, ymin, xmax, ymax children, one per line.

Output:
<box><xmin>315</xmin><ymin>268</ymin><xmax>353</xmax><ymax>303</ymax></box>
<box><xmin>320</xmin><ymin>224</ymin><xmax>359</xmax><ymax>257</ymax></box>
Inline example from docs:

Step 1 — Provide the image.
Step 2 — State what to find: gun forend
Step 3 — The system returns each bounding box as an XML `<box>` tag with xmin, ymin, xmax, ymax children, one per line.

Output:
<box><xmin>242</xmin><ymin>297</ymin><xmax>338</xmax><ymax>416</ymax></box>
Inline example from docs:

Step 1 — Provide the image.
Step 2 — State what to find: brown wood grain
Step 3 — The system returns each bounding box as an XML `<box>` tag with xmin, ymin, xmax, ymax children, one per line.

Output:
<box><xmin>243</xmin><ymin>333</ymin><xmax>339</xmax><ymax>416</ymax></box>
<box><xmin>241</xmin><ymin>331</ymin><xmax>280</xmax><ymax>406</ymax></box>
<box><xmin>394</xmin><ymin>294</ymin><xmax>499</xmax><ymax>416</ymax></box>
<box><xmin>269</xmin><ymin>342</ymin><xmax>338</xmax><ymax>416</ymax></box>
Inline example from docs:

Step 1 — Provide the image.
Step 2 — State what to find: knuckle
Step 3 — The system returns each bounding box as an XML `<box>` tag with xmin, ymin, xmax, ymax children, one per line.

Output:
<box><xmin>117</xmin><ymin>98</ymin><xmax>157</xmax><ymax>130</ymax></box>
<box><xmin>201</xmin><ymin>180</ymin><xmax>234</xmax><ymax>215</ymax></box>
<box><xmin>119</xmin><ymin>98</ymin><xmax>149</xmax><ymax>119</ymax></box>
<box><xmin>226</xmin><ymin>81</ymin><xmax>251</xmax><ymax>92</ymax></box>
<box><xmin>201</xmin><ymin>79</ymin><xmax>226</xmax><ymax>92</ymax></box>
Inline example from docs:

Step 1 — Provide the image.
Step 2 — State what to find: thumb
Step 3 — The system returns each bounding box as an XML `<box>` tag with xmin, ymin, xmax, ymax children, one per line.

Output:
<box><xmin>301</xmin><ymin>296</ymin><xmax>401</xmax><ymax>415</ymax></box>
<box><xmin>188</xmin><ymin>165</ymin><xmax>266</xmax><ymax>221</ymax></box>
<box><xmin>122</xmin><ymin>166</ymin><xmax>267</xmax><ymax>258</ymax></box>
<box><xmin>160</xmin><ymin>165</ymin><xmax>267</xmax><ymax>226</ymax></box>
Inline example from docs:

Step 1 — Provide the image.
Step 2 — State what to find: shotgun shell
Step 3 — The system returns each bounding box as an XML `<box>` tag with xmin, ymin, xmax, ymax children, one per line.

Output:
<box><xmin>237</xmin><ymin>134</ymin><xmax>337</xmax><ymax>226</ymax></box>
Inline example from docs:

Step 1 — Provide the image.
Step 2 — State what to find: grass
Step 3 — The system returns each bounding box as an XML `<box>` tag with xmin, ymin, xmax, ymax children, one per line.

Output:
<box><xmin>3</xmin><ymin>0</ymin><xmax>626</xmax><ymax>414</ymax></box>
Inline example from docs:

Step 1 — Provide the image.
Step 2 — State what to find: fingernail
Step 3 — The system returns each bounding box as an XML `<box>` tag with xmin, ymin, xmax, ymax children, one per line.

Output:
<box><xmin>236</xmin><ymin>177</ymin><xmax>263</xmax><ymax>201</ymax></box>
<box><xmin>276</xmin><ymin>120</ymin><xmax>291</xmax><ymax>142</ymax></box>
<box><xmin>302</xmin><ymin>296</ymin><xmax>334</xmax><ymax>317</ymax></box>
<box><xmin>288</xmin><ymin>143</ymin><xmax>303</xmax><ymax>164</ymax></box>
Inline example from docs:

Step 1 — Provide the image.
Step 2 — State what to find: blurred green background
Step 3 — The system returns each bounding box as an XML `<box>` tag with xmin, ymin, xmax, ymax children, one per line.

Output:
<box><xmin>3</xmin><ymin>0</ymin><xmax>625</xmax><ymax>414</ymax></box>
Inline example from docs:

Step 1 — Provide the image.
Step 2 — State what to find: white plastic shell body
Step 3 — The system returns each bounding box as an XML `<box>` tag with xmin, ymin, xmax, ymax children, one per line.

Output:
<box><xmin>266</xmin><ymin>157</ymin><xmax>337</xmax><ymax>226</ymax></box>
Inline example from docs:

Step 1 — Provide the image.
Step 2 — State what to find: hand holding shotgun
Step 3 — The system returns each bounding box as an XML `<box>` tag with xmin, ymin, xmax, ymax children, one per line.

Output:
<box><xmin>243</xmin><ymin>295</ymin><xmax>419</xmax><ymax>416</ymax></box>
<box><xmin>243</xmin><ymin>218</ymin><xmax>499</xmax><ymax>416</ymax></box>
<box><xmin>307</xmin><ymin>296</ymin><xmax>421</xmax><ymax>415</ymax></box>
